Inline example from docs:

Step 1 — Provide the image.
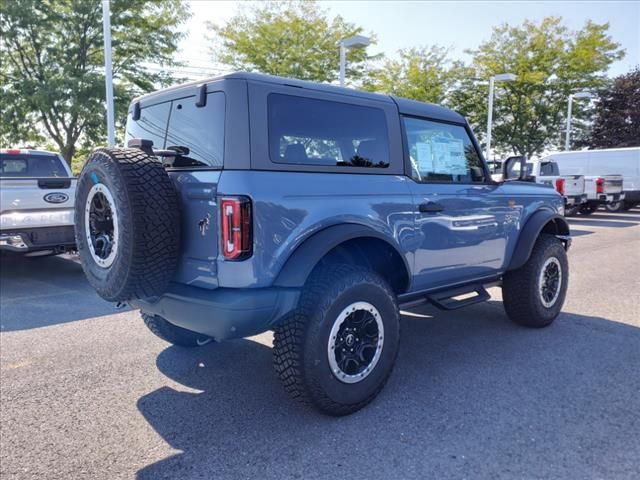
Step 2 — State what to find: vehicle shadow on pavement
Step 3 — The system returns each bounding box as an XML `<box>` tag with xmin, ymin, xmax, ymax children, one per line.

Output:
<box><xmin>0</xmin><ymin>253</ymin><xmax>119</xmax><ymax>331</ymax></box>
<box><xmin>136</xmin><ymin>302</ymin><xmax>640</xmax><ymax>479</ymax></box>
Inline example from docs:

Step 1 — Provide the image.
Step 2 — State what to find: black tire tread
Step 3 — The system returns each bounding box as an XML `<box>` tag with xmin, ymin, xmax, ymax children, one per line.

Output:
<box><xmin>75</xmin><ymin>148</ymin><xmax>180</xmax><ymax>301</ymax></box>
<box><xmin>503</xmin><ymin>234</ymin><xmax>568</xmax><ymax>328</ymax></box>
<box><xmin>273</xmin><ymin>264</ymin><xmax>399</xmax><ymax>416</ymax></box>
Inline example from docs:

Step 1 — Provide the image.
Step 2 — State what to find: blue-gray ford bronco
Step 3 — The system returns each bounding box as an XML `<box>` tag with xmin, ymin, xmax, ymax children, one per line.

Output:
<box><xmin>75</xmin><ymin>72</ymin><xmax>570</xmax><ymax>416</ymax></box>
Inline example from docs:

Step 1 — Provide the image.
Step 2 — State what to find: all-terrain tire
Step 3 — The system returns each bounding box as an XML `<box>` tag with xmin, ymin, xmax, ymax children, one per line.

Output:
<box><xmin>502</xmin><ymin>234</ymin><xmax>568</xmax><ymax>328</ymax></box>
<box><xmin>75</xmin><ymin>148</ymin><xmax>180</xmax><ymax>302</ymax></box>
<box><xmin>273</xmin><ymin>264</ymin><xmax>400</xmax><ymax>416</ymax></box>
<box><xmin>142</xmin><ymin>313</ymin><xmax>212</xmax><ymax>347</ymax></box>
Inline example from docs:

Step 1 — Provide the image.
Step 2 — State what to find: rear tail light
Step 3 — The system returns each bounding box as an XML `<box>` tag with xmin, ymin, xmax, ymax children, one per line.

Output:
<box><xmin>6</xmin><ymin>149</ymin><xmax>22</xmax><ymax>154</ymax></box>
<box><xmin>220</xmin><ymin>196</ymin><xmax>252</xmax><ymax>260</ymax></box>
<box><xmin>596</xmin><ymin>177</ymin><xmax>605</xmax><ymax>194</ymax></box>
<box><xmin>555</xmin><ymin>178</ymin><xmax>565</xmax><ymax>196</ymax></box>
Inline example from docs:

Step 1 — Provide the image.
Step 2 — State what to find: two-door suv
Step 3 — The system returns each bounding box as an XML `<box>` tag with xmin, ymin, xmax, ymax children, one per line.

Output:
<box><xmin>75</xmin><ymin>73</ymin><xmax>570</xmax><ymax>415</ymax></box>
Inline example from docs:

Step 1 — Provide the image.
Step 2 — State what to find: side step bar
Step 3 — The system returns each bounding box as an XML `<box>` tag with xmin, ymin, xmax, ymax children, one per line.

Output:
<box><xmin>424</xmin><ymin>285</ymin><xmax>490</xmax><ymax>310</ymax></box>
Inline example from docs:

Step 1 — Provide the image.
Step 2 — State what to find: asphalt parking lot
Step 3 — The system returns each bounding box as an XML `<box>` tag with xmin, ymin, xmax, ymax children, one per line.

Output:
<box><xmin>1</xmin><ymin>210</ymin><xmax>639</xmax><ymax>480</ymax></box>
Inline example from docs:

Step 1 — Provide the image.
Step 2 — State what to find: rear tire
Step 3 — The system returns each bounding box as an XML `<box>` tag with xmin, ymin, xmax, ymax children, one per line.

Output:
<box><xmin>75</xmin><ymin>148</ymin><xmax>180</xmax><ymax>302</ymax></box>
<box><xmin>564</xmin><ymin>205</ymin><xmax>580</xmax><ymax>216</ymax></box>
<box><xmin>273</xmin><ymin>265</ymin><xmax>400</xmax><ymax>416</ymax></box>
<box><xmin>502</xmin><ymin>234</ymin><xmax>568</xmax><ymax>328</ymax></box>
<box><xmin>142</xmin><ymin>313</ymin><xmax>213</xmax><ymax>348</ymax></box>
<box><xmin>579</xmin><ymin>203</ymin><xmax>598</xmax><ymax>215</ymax></box>
<box><xmin>605</xmin><ymin>201</ymin><xmax>624</xmax><ymax>213</ymax></box>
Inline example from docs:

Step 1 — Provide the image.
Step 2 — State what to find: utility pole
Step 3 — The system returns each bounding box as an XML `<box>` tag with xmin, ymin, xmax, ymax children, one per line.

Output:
<box><xmin>102</xmin><ymin>0</ymin><xmax>115</xmax><ymax>146</ymax></box>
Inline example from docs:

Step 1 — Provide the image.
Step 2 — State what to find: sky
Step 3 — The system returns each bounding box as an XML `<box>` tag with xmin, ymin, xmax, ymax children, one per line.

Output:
<box><xmin>178</xmin><ymin>0</ymin><xmax>640</xmax><ymax>80</ymax></box>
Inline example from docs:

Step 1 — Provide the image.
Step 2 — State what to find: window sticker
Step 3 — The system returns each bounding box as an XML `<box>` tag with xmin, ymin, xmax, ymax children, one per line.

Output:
<box><xmin>415</xmin><ymin>142</ymin><xmax>433</xmax><ymax>173</ymax></box>
<box><xmin>432</xmin><ymin>136</ymin><xmax>467</xmax><ymax>175</ymax></box>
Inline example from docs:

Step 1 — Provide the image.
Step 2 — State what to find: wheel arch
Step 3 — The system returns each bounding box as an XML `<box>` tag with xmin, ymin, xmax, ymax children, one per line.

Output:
<box><xmin>273</xmin><ymin>224</ymin><xmax>411</xmax><ymax>294</ymax></box>
<box><xmin>507</xmin><ymin>210</ymin><xmax>570</xmax><ymax>271</ymax></box>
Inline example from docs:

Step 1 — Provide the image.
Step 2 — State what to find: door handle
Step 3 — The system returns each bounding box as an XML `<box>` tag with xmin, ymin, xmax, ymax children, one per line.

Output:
<box><xmin>418</xmin><ymin>201</ymin><xmax>444</xmax><ymax>213</ymax></box>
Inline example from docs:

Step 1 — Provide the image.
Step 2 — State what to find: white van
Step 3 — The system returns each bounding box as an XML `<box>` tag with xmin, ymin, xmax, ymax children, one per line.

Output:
<box><xmin>543</xmin><ymin>147</ymin><xmax>639</xmax><ymax>212</ymax></box>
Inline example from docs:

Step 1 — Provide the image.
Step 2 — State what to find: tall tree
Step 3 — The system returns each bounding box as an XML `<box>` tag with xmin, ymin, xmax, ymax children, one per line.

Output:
<box><xmin>586</xmin><ymin>67</ymin><xmax>640</xmax><ymax>148</ymax></box>
<box><xmin>207</xmin><ymin>1</ymin><xmax>376</xmax><ymax>83</ymax></box>
<box><xmin>448</xmin><ymin>17</ymin><xmax>623</xmax><ymax>158</ymax></box>
<box><xmin>363</xmin><ymin>46</ymin><xmax>463</xmax><ymax>104</ymax></box>
<box><xmin>0</xmin><ymin>0</ymin><xmax>189</xmax><ymax>164</ymax></box>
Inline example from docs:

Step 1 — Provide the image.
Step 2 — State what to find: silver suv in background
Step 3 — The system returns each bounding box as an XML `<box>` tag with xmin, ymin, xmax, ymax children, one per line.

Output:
<box><xmin>0</xmin><ymin>148</ymin><xmax>76</xmax><ymax>255</ymax></box>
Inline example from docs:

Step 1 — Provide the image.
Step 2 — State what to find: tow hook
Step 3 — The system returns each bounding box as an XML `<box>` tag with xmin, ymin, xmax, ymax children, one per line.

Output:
<box><xmin>115</xmin><ymin>301</ymin><xmax>127</xmax><ymax>310</ymax></box>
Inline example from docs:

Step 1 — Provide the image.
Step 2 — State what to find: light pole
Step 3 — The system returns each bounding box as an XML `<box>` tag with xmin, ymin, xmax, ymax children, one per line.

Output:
<box><xmin>339</xmin><ymin>35</ymin><xmax>370</xmax><ymax>87</ymax></box>
<box><xmin>565</xmin><ymin>91</ymin><xmax>591</xmax><ymax>150</ymax></box>
<box><xmin>102</xmin><ymin>0</ymin><xmax>115</xmax><ymax>146</ymax></box>
<box><xmin>485</xmin><ymin>73</ymin><xmax>516</xmax><ymax>161</ymax></box>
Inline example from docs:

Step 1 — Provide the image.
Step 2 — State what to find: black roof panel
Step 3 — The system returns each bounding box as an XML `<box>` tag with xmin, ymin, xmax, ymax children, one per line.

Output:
<box><xmin>132</xmin><ymin>72</ymin><xmax>464</xmax><ymax>123</ymax></box>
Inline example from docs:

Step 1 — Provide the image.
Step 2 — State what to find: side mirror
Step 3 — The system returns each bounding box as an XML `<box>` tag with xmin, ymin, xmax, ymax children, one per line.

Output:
<box><xmin>502</xmin><ymin>155</ymin><xmax>527</xmax><ymax>181</ymax></box>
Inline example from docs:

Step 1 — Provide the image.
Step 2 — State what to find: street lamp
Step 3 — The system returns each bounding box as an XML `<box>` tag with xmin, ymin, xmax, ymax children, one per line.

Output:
<box><xmin>101</xmin><ymin>0</ymin><xmax>115</xmax><ymax>146</ymax></box>
<box><xmin>485</xmin><ymin>73</ymin><xmax>517</xmax><ymax>161</ymax></box>
<box><xmin>339</xmin><ymin>35</ymin><xmax>370</xmax><ymax>87</ymax></box>
<box><xmin>565</xmin><ymin>91</ymin><xmax>592</xmax><ymax>150</ymax></box>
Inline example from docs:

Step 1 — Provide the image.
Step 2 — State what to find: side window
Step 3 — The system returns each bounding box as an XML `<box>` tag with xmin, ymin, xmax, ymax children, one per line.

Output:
<box><xmin>540</xmin><ymin>162</ymin><xmax>559</xmax><ymax>176</ymax></box>
<box><xmin>165</xmin><ymin>92</ymin><xmax>225</xmax><ymax>168</ymax></box>
<box><xmin>402</xmin><ymin>116</ymin><xmax>485</xmax><ymax>183</ymax></box>
<box><xmin>268</xmin><ymin>93</ymin><xmax>390</xmax><ymax>169</ymax></box>
<box><xmin>125</xmin><ymin>102</ymin><xmax>171</xmax><ymax>150</ymax></box>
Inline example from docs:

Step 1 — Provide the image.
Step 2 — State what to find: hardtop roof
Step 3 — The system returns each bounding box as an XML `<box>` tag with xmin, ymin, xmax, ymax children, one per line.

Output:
<box><xmin>131</xmin><ymin>71</ymin><xmax>466</xmax><ymax>124</ymax></box>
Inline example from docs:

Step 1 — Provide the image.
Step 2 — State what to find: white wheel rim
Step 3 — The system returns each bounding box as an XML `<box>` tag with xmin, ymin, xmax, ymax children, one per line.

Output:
<box><xmin>84</xmin><ymin>183</ymin><xmax>119</xmax><ymax>268</ymax></box>
<box><xmin>327</xmin><ymin>301</ymin><xmax>384</xmax><ymax>384</ymax></box>
<box><xmin>538</xmin><ymin>257</ymin><xmax>562</xmax><ymax>308</ymax></box>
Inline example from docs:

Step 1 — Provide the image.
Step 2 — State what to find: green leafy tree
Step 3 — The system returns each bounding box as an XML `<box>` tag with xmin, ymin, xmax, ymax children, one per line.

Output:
<box><xmin>207</xmin><ymin>1</ymin><xmax>376</xmax><ymax>83</ymax></box>
<box><xmin>449</xmin><ymin>17</ymin><xmax>623</xmax><ymax>158</ymax></box>
<box><xmin>363</xmin><ymin>46</ymin><xmax>464</xmax><ymax>104</ymax></box>
<box><xmin>0</xmin><ymin>0</ymin><xmax>189</xmax><ymax>164</ymax></box>
<box><xmin>585</xmin><ymin>67</ymin><xmax>640</xmax><ymax>148</ymax></box>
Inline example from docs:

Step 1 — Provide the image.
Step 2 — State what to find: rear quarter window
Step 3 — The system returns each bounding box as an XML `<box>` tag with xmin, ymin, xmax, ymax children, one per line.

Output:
<box><xmin>0</xmin><ymin>154</ymin><xmax>67</xmax><ymax>177</ymax></box>
<box><xmin>268</xmin><ymin>93</ymin><xmax>390</xmax><ymax>169</ymax></box>
<box><xmin>125</xmin><ymin>92</ymin><xmax>226</xmax><ymax>168</ymax></box>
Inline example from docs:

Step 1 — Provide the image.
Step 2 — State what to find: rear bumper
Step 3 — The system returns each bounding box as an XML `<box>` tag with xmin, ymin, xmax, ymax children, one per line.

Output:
<box><xmin>0</xmin><ymin>225</ymin><xmax>75</xmax><ymax>252</ymax></box>
<box><xmin>595</xmin><ymin>193</ymin><xmax>625</xmax><ymax>204</ymax></box>
<box><xmin>130</xmin><ymin>283</ymin><xmax>301</xmax><ymax>341</ymax></box>
<box><xmin>565</xmin><ymin>194</ymin><xmax>587</xmax><ymax>206</ymax></box>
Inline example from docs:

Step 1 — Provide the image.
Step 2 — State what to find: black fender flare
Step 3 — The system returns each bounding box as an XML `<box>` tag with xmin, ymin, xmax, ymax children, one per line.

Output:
<box><xmin>507</xmin><ymin>210</ymin><xmax>570</xmax><ymax>271</ymax></box>
<box><xmin>273</xmin><ymin>223</ymin><xmax>411</xmax><ymax>289</ymax></box>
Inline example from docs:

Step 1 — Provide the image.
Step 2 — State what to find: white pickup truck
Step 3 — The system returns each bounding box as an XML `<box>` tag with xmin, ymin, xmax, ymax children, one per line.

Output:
<box><xmin>543</xmin><ymin>149</ymin><xmax>632</xmax><ymax>213</ymax></box>
<box><xmin>0</xmin><ymin>148</ymin><xmax>76</xmax><ymax>255</ymax></box>
<box><xmin>525</xmin><ymin>159</ymin><xmax>587</xmax><ymax>215</ymax></box>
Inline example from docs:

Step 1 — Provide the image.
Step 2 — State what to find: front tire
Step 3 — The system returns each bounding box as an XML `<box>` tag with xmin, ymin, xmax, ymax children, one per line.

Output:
<box><xmin>142</xmin><ymin>313</ymin><xmax>213</xmax><ymax>348</ymax></box>
<box><xmin>502</xmin><ymin>234</ymin><xmax>569</xmax><ymax>328</ymax></box>
<box><xmin>273</xmin><ymin>265</ymin><xmax>400</xmax><ymax>416</ymax></box>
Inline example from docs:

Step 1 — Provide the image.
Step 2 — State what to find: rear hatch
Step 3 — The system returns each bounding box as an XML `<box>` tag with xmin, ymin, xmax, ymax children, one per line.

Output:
<box><xmin>125</xmin><ymin>90</ymin><xmax>229</xmax><ymax>290</ymax></box>
<box><xmin>0</xmin><ymin>151</ymin><xmax>76</xmax><ymax>230</ymax></box>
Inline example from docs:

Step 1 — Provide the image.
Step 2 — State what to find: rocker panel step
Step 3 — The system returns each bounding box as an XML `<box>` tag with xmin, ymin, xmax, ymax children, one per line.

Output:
<box><xmin>426</xmin><ymin>285</ymin><xmax>490</xmax><ymax>310</ymax></box>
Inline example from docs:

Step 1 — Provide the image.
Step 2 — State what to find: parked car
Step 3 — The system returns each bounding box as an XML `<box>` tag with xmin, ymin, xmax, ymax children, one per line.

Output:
<box><xmin>0</xmin><ymin>148</ymin><xmax>76</xmax><ymax>256</ymax></box>
<box><xmin>524</xmin><ymin>158</ymin><xmax>587</xmax><ymax>216</ymax></box>
<box><xmin>74</xmin><ymin>72</ymin><xmax>571</xmax><ymax>415</ymax></box>
<box><xmin>543</xmin><ymin>148</ymin><xmax>637</xmax><ymax>213</ymax></box>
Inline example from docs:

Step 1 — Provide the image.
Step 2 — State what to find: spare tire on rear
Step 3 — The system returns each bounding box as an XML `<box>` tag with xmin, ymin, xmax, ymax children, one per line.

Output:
<box><xmin>75</xmin><ymin>148</ymin><xmax>180</xmax><ymax>302</ymax></box>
